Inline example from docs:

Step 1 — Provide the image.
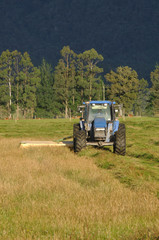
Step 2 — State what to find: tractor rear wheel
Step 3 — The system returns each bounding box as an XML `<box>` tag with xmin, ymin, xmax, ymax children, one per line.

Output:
<box><xmin>113</xmin><ymin>123</ymin><xmax>126</xmax><ymax>156</ymax></box>
<box><xmin>74</xmin><ymin>130</ymin><xmax>86</xmax><ymax>153</ymax></box>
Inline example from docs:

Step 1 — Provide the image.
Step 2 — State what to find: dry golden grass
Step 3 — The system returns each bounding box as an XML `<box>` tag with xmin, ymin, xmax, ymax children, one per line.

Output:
<box><xmin>0</xmin><ymin>138</ymin><xmax>159</xmax><ymax>239</ymax></box>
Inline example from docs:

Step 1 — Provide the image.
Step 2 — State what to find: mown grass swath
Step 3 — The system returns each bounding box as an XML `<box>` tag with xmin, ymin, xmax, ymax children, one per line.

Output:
<box><xmin>0</xmin><ymin>117</ymin><xmax>158</xmax><ymax>239</ymax></box>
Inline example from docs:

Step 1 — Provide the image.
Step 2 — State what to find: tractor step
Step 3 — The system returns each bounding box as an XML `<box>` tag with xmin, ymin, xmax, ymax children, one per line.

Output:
<box><xmin>20</xmin><ymin>141</ymin><xmax>73</xmax><ymax>148</ymax></box>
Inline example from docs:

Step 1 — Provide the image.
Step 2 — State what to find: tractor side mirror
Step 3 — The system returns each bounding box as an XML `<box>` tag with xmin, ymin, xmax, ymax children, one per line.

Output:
<box><xmin>78</xmin><ymin>105</ymin><xmax>85</xmax><ymax>112</ymax></box>
<box><xmin>78</xmin><ymin>105</ymin><xmax>85</xmax><ymax>118</ymax></box>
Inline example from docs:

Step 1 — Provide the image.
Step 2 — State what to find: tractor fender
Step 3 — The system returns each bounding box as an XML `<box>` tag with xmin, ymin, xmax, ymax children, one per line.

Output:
<box><xmin>113</xmin><ymin>120</ymin><xmax>119</xmax><ymax>133</ymax></box>
<box><xmin>80</xmin><ymin>120</ymin><xmax>85</xmax><ymax>130</ymax></box>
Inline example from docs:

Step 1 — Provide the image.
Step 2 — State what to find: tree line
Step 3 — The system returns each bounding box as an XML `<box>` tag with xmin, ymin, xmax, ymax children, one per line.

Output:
<box><xmin>0</xmin><ymin>46</ymin><xmax>158</xmax><ymax>119</ymax></box>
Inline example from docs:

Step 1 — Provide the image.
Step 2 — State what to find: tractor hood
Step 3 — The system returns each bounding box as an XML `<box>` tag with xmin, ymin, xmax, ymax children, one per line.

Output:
<box><xmin>94</xmin><ymin>117</ymin><xmax>107</xmax><ymax>129</ymax></box>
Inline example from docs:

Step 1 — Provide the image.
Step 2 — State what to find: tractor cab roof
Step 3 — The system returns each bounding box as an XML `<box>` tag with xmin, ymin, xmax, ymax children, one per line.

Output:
<box><xmin>83</xmin><ymin>101</ymin><xmax>115</xmax><ymax>105</ymax></box>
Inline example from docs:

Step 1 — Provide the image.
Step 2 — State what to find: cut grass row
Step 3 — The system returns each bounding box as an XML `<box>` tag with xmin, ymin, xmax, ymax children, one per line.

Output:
<box><xmin>0</xmin><ymin>117</ymin><xmax>158</xmax><ymax>239</ymax></box>
<box><xmin>79</xmin><ymin>117</ymin><xmax>159</xmax><ymax>196</ymax></box>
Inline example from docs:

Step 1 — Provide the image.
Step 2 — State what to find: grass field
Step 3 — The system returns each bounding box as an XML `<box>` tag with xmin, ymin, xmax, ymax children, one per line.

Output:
<box><xmin>0</xmin><ymin>117</ymin><xmax>159</xmax><ymax>240</ymax></box>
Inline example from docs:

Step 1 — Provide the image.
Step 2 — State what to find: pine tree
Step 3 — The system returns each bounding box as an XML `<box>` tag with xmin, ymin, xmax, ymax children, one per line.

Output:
<box><xmin>150</xmin><ymin>65</ymin><xmax>159</xmax><ymax>115</ymax></box>
<box><xmin>0</xmin><ymin>50</ymin><xmax>14</xmax><ymax>118</ymax></box>
<box><xmin>36</xmin><ymin>59</ymin><xmax>56</xmax><ymax>118</ymax></box>
<box><xmin>19</xmin><ymin>52</ymin><xmax>40</xmax><ymax>118</ymax></box>
<box><xmin>0</xmin><ymin>50</ymin><xmax>23</xmax><ymax>118</ymax></box>
<box><xmin>54</xmin><ymin>46</ymin><xmax>76</xmax><ymax>118</ymax></box>
<box><xmin>12</xmin><ymin>50</ymin><xmax>22</xmax><ymax>119</ymax></box>
<box><xmin>76</xmin><ymin>53</ymin><xmax>88</xmax><ymax>104</ymax></box>
<box><xmin>133</xmin><ymin>78</ymin><xmax>149</xmax><ymax>116</ymax></box>
<box><xmin>105</xmin><ymin>66</ymin><xmax>140</xmax><ymax>114</ymax></box>
<box><xmin>81</xmin><ymin>48</ymin><xmax>104</xmax><ymax>101</ymax></box>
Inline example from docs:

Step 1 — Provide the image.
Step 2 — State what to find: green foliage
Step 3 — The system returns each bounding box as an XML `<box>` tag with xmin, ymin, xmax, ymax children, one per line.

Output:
<box><xmin>105</xmin><ymin>66</ymin><xmax>148</xmax><ymax>114</ymax></box>
<box><xmin>0</xmin><ymin>50</ymin><xmax>14</xmax><ymax>117</ymax></box>
<box><xmin>54</xmin><ymin>46</ymin><xmax>76</xmax><ymax>118</ymax></box>
<box><xmin>0</xmin><ymin>50</ymin><xmax>40</xmax><ymax>119</ymax></box>
<box><xmin>18</xmin><ymin>52</ymin><xmax>41</xmax><ymax>118</ymax></box>
<box><xmin>133</xmin><ymin>78</ymin><xmax>149</xmax><ymax>116</ymax></box>
<box><xmin>54</xmin><ymin>46</ymin><xmax>104</xmax><ymax>118</ymax></box>
<box><xmin>0</xmin><ymin>46</ymin><xmax>156</xmax><ymax>118</ymax></box>
<box><xmin>0</xmin><ymin>106</ymin><xmax>8</xmax><ymax>118</ymax></box>
<box><xmin>36</xmin><ymin>59</ymin><xmax>57</xmax><ymax>118</ymax></box>
<box><xmin>0</xmin><ymin>84</ymin><xmax>9</xmax><ymax>106</ymax></box>
<box><xmin>150</xmin><ymin>65</ymin><xmax>159</xmax><ymax>115</ymax></box>
<box><xmin>78</xmin><ymin>48</ymin><xmax>104</xmax><ymax>101</ymax></box>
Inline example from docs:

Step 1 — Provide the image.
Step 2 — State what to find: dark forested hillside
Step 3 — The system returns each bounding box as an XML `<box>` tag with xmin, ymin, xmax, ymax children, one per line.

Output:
<box><xmin>0</xmin><ymin>0</ymin><xmax>159</xmax><ymax>81</ymax></box>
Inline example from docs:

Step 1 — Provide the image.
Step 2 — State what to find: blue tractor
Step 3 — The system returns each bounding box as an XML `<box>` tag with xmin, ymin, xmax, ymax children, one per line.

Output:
<box><xmin>73</xmin><ymin>101</ymin><xmax>126</xmax><ymax>155</ymax></box>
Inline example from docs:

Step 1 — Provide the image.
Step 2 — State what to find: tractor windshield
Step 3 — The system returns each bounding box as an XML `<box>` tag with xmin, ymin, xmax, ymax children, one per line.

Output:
<box><xmin>88</xmin><ymin>104</ymin><xmax>111</xmax><ymax>122</ymax></box>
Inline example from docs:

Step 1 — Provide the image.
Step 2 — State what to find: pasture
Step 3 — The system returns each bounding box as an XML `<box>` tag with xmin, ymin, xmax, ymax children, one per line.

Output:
<box><xmin>0</xmin><ymin>117</ymin><xmax>159</xmax><ymax>240</ymax></box>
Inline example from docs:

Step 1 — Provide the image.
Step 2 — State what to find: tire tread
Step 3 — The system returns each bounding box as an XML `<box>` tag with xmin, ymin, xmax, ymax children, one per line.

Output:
<box><xmin>74</xmin><ymin>130</ymin><xmax>86</xmax><ymax>152</ymax></box>
<box><xmin>114</xmin><ymin>123</ymin><xmax>126</xmax><ymax>156</ymax></box>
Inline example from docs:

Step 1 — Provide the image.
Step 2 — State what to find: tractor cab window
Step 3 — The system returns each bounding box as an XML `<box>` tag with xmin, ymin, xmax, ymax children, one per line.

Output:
<box><xmin>88</xmin><ymin>104</ymin><xmax>111</xmax><ymax>122</ymax></box>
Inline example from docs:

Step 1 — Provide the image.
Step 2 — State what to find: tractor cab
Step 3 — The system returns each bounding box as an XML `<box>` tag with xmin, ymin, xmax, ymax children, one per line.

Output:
<box><xmin>84</xmin><ymin>101</ymin><xmax>115</xmax><ymax>122</ymax></box>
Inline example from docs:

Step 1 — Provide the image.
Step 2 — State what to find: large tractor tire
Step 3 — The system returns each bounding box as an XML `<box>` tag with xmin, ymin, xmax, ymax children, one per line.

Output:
<box><xmin>73</xmin><ymin>123</ymin><xmax>80</xmax><ymax>150</ymax></box>
<box><xmin>113</xmin><ymin>123</ymin><xmax>126</xmax><ymax>156</ymax></box>
<box><xmin>74</xmin><ymin>130</ymin><xmax>86</xmax><ymax>153</ymax></box>
<box><xmin>73</xmin><ymin>123</ymin><xmax>80</xmax><ymax>137</ymax></box>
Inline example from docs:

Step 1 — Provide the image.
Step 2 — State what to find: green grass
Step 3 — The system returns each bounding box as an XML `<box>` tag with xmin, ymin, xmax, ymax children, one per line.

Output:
<box><xmin>0</xmin><ymin>117</ymin><xmax>159</xmax><ymax>239</ymax></box>
<box><xmin>0</xmin><ymin>119</ymin><xmax>75</xmax><ymax>140</ymax></box>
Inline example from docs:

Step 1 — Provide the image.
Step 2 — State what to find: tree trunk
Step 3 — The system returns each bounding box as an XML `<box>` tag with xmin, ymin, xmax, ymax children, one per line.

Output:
<box><xmin>31</xmin><ymin>108</ymin><xmax>34</xmax><ymax>119</ymax></box>
<box><xmin>103</xmin><ymin>84</ymin><xmax>105</xmax><ymax>100</ymax></box>
<box><xmin>65</xmin><ymin>100</ymin><xmax>68</xmax><ymax>118</ymax></box>
<box><xmin>16</xmin><ymin>57</ymin><xmax>19</xmax><ymax>120</ymax></box>
<box><xmin>81</xmin><ymin>89</ymin><xmax>84</xmax><ymax>104</ymax></box>
<box><xmin>89</xmin><ymin>76</ymin><xmax>92</xmax><ymax>101</ymax></box>
<box><xmin>16</xmin><ymin>83</ymin><xmax>19</xmax><ymax>119</ymax></box>
<box><xmin>8</xmin><ymin>75</ymin><xmax>12</xmax><ymax>119</ymax></box>
<box><xmin>23</xmin><ymin>109</ymin><xmax>27</xmax><ymax>119</ymax></box>
<box><xmin>16</xmin><ymin>105</ymin><xmax>19</xmax><ymax>119</ymax></box>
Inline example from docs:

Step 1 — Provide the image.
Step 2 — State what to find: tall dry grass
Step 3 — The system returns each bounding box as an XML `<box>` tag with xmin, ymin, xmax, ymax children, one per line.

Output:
<box><xmin>0</xmin><ymin>138</ymin><xmax>159</xmax><ymax>239</ymax></box>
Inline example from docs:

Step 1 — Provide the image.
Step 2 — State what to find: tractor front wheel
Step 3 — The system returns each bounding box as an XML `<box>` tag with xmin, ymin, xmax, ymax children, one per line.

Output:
<box><xmin>113</xmin><ymin>123</ymin><xmax>126</xmax><ymax>156</ymax></box>
<box><xmin>73</xmin><ymin>123</ymin><xmax>80</xmax><ymax>137</ymax></box>
<box><xmin>74</xmin><ymin>130</ymin><xmax>86</xmax><ymax>153</ymax></box>
<box><xmin>73</xmin><ymin>123</ymin><xmax>80</xmax><ymax>150</ymax></box>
